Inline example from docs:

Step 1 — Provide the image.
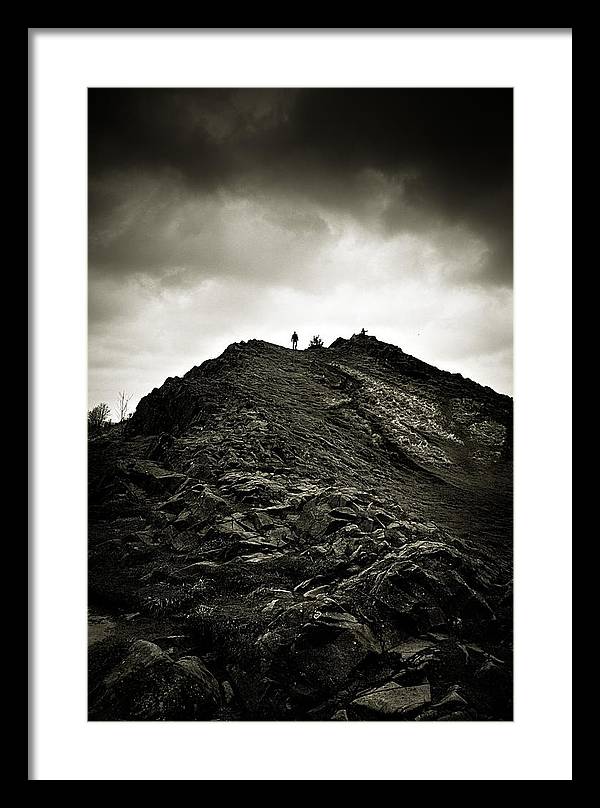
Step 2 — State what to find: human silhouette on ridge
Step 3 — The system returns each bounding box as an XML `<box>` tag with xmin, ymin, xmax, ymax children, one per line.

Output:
<box><xmin>291</xmin><ymin>331</ymin><xmax>299</xmax><ymax>351</ymax></box>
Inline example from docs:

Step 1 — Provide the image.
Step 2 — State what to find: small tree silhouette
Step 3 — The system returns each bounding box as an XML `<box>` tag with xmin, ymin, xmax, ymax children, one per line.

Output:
<box><xmin>115</xmin><ymin>391</ymin><xmax>133</xmax><ymax>422</ymax></box>
<box><xmin>88</xmin><ymin>403</ymin><xmax>111</xmax><ymax>433</ymax></box>
<box><xmin>308</xmin><ymin>335</ymin><xmax>324</xmax><ymax>349</ymax></box>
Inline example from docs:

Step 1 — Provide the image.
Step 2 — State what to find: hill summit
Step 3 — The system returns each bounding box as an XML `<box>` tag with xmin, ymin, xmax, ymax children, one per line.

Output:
<box><xmin>89</xmin><ymin>334</ymin><xmax>513</xmax><ymax>721</ymax></box>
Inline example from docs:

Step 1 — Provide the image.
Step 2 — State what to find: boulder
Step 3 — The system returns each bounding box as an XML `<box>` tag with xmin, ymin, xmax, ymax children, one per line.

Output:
<box><xmin>253</xmin><ymin>602</ymin><xmax>381</xmax><ymax>703</ymax></box>
<box><xmin>117</xmin><ymin>459</ymin><xmax>187</xmax><ymax>496</ymax></box>
<box><xmin>90</xmin><ymin>639</ymin><xmax>221</xmax><ymax>720</ymax></box>
<box><xmin>350</xmin><ymin>682</ymin><xmax>431</xmax><ymax>719</ymax></box>
<box><xmin>282</xmin><ymin>606</ymin><xmax>381</xmax><ymax>695</ymax></box>
<box><xmin>295</xmin><ymin>498</ymin><xmax>339</xmax><ymax>539</ymax></box>
<box><xmin>432</xmin><ymin>684</ymin><xmax>469</xmax><ymax>711</ymax></box>
<box><xmin>343</xmin><ymin>540</ymin><xmax>496</xmax><ymax>633</ymax></box>
<box><xmin>406</xmin><ymin>641</ymin><xmax>470</xmax><ymax>682</ymax></box>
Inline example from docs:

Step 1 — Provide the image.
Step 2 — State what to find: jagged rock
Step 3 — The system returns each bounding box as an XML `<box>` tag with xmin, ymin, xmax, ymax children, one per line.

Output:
<box><xmin>373</xmin><ymin>510</ymin><xmax>396</xmax><ymax>527</ymax></box>
<box><xmin>117</xmin><ymin>459</ymin><xmax>187</xmax><ymax>495</ymax></box>
<box><xmin>168</xmin><ymin>529</ymin><xmax>204</xmax><ymax>552</ymax></box>
<box><xmin>89</xmin><ymin>336</ymin><xmax>512</xmax><ymax>720</ymax></box>
<box><xmin>329</xmin><ymin>507</ymin><xmax>359</xmax><ymax>522</ymax></box>
<box><xmin>349</xmin><ymin>682</ymin><xmax>431</xmax><ymax>719</ymax></box>
<box><xmin>266</xmin><ymin>526</ymin><xmax>293</xmax><ymax>544</ymax></box>
<box><xmin>432</xmin><ymin>684</ymin><xmax>469</xmax><ymax>711</ymax></box>
<box><xmin>406</xmin><ymin>642</ymin><xmax>470</xmax><ymax>683</ymax></box>
<box><xmin>339</xmin><ymin>540</ymin><xmax>496</xmax><ymax>634</ymax></box>
<box><xmin>295</xmin><ymin>497</ymin><xmax>339</xmax><ymax>539</ymax></box>
<box><xmin>293</xmin><ymin>574</ymin><xmax>338</xmax><ymax>594</ymax></box>
<box><xmin>160</xmin><ymin>487</ymin><xmax>230</xmax><ymax>523</ymax></box>
<box><xmin>238</xmin><ymin>534</ymin><xmax>288</xmax><ymax>551</ymax></box>
<box><xmin>148</xmin><ymin>432</ymin><xmax>175</xmax><ymax>462</ymax></box>
<box><xmin>239</xmin><ymin>551</ymin><xmax>285</xmax><ymax>564</ymax></box>
<box><xmin>90</xmin><ymin>640</ymin><xmax>221</xmax><ymax>720</ymax></box>
<box><xmin>217</xmin><ymin>471</ymin><xmax>287</xmax><ymax>504</ymax></box>
<box><xmin>246</xmin><ymin>511</ymin><xmax>276</xmax><ymax>531</ymax></box>
<box><xmin>289</xmin><ymin>613</ymin><xmax>379</xmax><ymax>691</ymax></box>
<box><xmin>388</xmin><ymin>638</ymin><xmax>438</xmax><ymax>660</ymax></box>
<box><xmin>253</xmin><ymin>602</ymin><xmax>381</xmax><ymax>701</ymax></box>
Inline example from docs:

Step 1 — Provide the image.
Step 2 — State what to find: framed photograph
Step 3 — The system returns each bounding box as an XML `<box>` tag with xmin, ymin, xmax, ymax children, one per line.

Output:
<box><xmin>30</xmin><ymin>28</ymin><xmax>572</xmax><ymax>780</ymax></box>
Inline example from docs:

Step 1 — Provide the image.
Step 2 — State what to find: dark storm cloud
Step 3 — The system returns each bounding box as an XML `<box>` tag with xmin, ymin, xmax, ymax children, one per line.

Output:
<box><xmin>89</xmin><ymin>88</ymin><xmax>512</xmax><ymax>285</ymax></box>
<box><xmin>88</xmin><ymin>88</ymin><xmax>513</xmax><ymax>409</ymax></box>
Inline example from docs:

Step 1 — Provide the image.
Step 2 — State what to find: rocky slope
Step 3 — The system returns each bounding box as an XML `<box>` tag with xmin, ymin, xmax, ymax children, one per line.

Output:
<box><xmin>88</xmin><ymin>334</ymin><xmax>513</xmax><ymax>721</ymax></box>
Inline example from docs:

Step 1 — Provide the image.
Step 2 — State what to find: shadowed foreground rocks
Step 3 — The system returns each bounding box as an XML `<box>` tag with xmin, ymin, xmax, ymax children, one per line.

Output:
<box><xmin>89</xmin><ymin>335</ymin><xmax>512</xmax><ymax>721</ymax></box>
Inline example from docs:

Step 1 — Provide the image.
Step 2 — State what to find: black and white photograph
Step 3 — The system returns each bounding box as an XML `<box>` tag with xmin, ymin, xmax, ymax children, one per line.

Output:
<box><xmin>87</xmin><ymin>87</ymin><xmax>514</xmax><ymax>722</ymax></box>
<box><xmin>30</xmin><ymin>29</ymin><xmax>572</xmax><ymax>781</ymax></box>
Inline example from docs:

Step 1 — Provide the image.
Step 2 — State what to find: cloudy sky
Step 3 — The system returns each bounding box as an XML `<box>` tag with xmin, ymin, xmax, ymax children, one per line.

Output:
<box><xmin>89</xmin><ymin>88</ymin><xmax>513</xmax><ymax>413</ymax></box>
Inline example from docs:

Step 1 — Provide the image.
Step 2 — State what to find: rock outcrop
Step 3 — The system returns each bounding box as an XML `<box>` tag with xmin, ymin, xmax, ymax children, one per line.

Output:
<box><xmin>89</xmin><ymin>335</ymin><xmax>512</xmax><ymax>720</ymax></box>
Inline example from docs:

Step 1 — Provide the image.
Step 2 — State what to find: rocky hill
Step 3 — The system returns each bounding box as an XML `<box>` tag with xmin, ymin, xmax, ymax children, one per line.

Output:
<box><xmin>88</xmin><ymin>334</ymin><xmax>513</xmax><ymax>721</ymax></box>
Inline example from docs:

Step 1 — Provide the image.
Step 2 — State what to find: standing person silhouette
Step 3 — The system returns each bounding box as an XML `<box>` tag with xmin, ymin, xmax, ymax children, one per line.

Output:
<box><xmin>291</xmin><ymin>331</ymin><xmax>299</xmax><ymax>351</ymax></box>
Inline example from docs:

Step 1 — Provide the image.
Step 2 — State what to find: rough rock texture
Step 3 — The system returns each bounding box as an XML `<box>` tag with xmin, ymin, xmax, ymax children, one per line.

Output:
<box><xmin>89</xmin><ymin>335</ymin><xmax>512</xmax><ymax>720</ymax></box>
<box><xmin>350</xmin><ymin>682</ymin><xmax>432</xmax><ymax>719</ymax></box>
<box><xmin>90</xmin><ymin>639</ymin><xmax>221</xmax><ymax>720</ymax></box>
